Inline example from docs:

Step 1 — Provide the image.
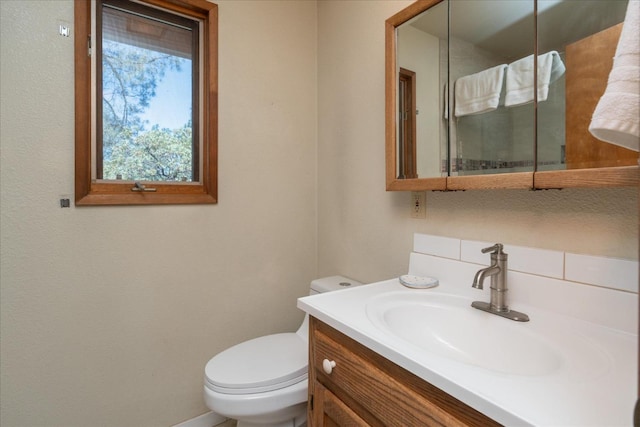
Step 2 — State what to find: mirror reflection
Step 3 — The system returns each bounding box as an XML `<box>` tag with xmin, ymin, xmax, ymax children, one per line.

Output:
<box><xmin>391</xmin><ymin>0</ymin><xmax>637</xmax><ymax>183</ymax></box>
<box><xmin>537</xmin><ymin>0</ymin><xmax>636</xmax><ymax>171</ymax></box>
<box><xmin>449</xmin><ymin>0</ymin><xmax>535</xmax><ymax>176</ymax></box>
<box><xmin>396</xmin><ymin>1</ymin><xmax>447</xmax><ymax>179</ymax></box>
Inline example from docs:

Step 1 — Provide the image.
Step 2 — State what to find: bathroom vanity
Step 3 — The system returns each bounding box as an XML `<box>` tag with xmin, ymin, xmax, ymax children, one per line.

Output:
<box><xmin>309</xmin><ymin>317</ymin><xmax>499</xmax><ymax>426</ymax></box>
<box><xmin>298</xmin><ymin>234</ymin><xmax>638</xmax><ymax>426</ymax></box>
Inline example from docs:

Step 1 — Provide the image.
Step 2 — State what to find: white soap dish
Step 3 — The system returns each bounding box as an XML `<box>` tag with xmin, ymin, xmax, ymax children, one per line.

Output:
<box><xmin>399</xmin><ymin>275</ymin><xmax>439</xmax><ymax>289</ymax></box>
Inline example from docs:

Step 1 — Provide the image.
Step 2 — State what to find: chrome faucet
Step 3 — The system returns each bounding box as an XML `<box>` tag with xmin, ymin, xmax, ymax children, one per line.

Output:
<box><xmin>471</xmin><ymin>243</ymin><xmax>529</xmax><ymax>322</ymax></box>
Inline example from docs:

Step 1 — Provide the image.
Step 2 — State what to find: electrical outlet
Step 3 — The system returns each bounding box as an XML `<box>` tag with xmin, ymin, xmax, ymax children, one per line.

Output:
<box><xmin>410</xmin><ymin>191</ymin><xmax>426</xmax><ymax>219</ymax></box>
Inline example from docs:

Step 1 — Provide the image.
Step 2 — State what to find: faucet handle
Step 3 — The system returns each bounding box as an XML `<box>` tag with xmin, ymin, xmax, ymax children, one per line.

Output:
<box><xmin>481</xmin><ymin>243</ymin><xmax>504</xmax><ymax>254</ymax></box>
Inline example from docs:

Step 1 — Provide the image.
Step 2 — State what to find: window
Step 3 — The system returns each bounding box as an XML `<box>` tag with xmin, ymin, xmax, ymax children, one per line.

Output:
<box><xmin>75</xmin><ymin>0</ymin><xmax>217</xmax><ymax>205</ymax></box>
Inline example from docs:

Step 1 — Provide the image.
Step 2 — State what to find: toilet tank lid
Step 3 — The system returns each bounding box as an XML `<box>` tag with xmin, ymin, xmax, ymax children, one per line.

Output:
<box><xmin>310</xmin><ymin>275</ymin><xmax>363</xmax><ymax>293</ymax></box>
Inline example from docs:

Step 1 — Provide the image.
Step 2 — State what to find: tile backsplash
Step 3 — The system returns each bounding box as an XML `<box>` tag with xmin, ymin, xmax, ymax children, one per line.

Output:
<box><xmin>414</xmin><ymin>233</ymin><xmax>638</xmax><ymax>294</ymax></box>
<box><xmin>565</xmin><ymin>253</ymin><xmax>637</xmax><ymax>293</ymax></box>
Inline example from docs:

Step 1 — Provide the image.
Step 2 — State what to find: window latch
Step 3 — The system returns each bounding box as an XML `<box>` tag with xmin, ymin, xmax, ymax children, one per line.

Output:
<box><xmin>131</xmin><ymin>182</ymin><xmax>157</xmax><ymax>192</ymax></box>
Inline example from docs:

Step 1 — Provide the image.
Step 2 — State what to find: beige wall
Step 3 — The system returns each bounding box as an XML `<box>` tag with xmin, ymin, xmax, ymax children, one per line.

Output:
<box><xmin>0</xmin><ymin>1</ymin><xmax>317</xmax><ymax>426</ymax></box>
<box><xmin>1</xmin><ymin>1</ymin><xmax>637</xmax><ymax>427</ymax></box>
<box><xmin>317</xmin><ymin>0</ymin><xmax>638</xmax><ymax>284</ymax></box>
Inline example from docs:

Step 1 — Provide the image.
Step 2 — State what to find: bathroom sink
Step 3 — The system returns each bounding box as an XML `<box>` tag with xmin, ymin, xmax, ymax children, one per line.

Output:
<box><xmin>366</xmin><ymin>291</ymin><xmax>607</xmax><ymax>377</ymax></box>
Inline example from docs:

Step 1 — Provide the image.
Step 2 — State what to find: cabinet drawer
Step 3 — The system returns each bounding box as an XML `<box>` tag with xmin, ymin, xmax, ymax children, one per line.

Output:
<box><xmin>310</xmin><ymin>318</ymin><xmax>500</xmax><ymax>427</ymax></box>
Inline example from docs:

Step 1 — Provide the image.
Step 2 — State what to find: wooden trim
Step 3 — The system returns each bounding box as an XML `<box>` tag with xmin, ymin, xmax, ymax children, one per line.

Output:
<box><xmin>385</xmin><ymin>0</ymin><xmax>446</xmax><ymax>192</ymax></box>
<box><xmin>75</xmin><ymin>181</ymin><xmax>216</xmax><ymax>205</ymax></box>
<box><xmin>145</xmin><ymin>0</ymin><xmax>212</xmax><ymax>19</ymax></box>
<box><xmin>387</xmin><ymin>177</ymin><xmax>447</xmax><ymax>191</ymax></box>
<box><xmin>447</xmin><ymin>172</ymin><xmax>534</xmax><ymax>191</ymax></box>
<box><xmin>399</xmin><ymin>167</ymin><xmax>639</xmax><ymax>192</ymax></box>
<box><xmin>385</xmin><ymin>16</ymin><xmax>398</xmax><ymax>189</ymax></box>
<box><xmin>201</xmin><ymin>0</ymin><xmax>218</xmax><ymax>202</ymax></box>
<box><xmin>96</xmin><ymin>1</ymin><xmax>104</xmax><ymax>178</ymax></box>
<box><xmin>191</xmin><ymin>13</ymin><xmax>201</xmax><ymax>181</ymax></box>
<box><xmin>74</xmin><ymin>0</ymin><xmax>218</xmax><ymax>206</ymax></box>
<box><xmin>74</xmin><ymin>0</ymin><xmax>92</xmax><ymax>203</ymax></box>
<box><xmin>534</xmin><ymin>166</ymin><xmax>639</xmax><ymax>189</ymax></box>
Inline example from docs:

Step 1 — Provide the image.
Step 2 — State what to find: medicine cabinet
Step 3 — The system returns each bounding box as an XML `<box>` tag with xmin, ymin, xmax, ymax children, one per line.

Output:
<box><xmin>386</xmin><ymin>0</ymin><xmax>638</xmax><ymax>191</ymax></box>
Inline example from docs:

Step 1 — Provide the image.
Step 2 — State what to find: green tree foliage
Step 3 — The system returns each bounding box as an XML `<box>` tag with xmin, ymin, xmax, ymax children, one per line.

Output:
<box><xmin>101</xmin><ymin>40</ymin><xmax>193</xmax><ymax>181</ymax></box>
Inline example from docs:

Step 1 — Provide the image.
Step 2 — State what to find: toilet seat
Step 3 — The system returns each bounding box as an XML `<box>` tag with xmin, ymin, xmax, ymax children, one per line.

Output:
<box><xmin>205</xmin><ymin>332</ymin><xmax>307</xmax><ymax>395</ymax></box>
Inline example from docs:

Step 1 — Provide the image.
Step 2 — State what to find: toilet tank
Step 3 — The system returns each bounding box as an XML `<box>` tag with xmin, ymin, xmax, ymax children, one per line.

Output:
<box><xmin>310</xmin><ymin>275</ymin><xmax>363</xmax><ymax>295</ymax></box>
<box><xmin>297</xmin><ymin>275</ymin><xmax>363</xmax><ymax>340</ymax></box>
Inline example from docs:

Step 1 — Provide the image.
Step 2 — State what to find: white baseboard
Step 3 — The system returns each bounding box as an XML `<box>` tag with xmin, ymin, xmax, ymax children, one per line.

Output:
<box><xmin>172</xmin><ymin>411</ymin><xmax>228</xmax><ymax>427</ymax></box>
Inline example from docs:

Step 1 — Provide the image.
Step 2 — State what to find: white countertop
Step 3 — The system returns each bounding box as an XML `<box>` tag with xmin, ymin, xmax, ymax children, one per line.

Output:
<box><xmin>298</xmin><ymin>278</ymin><xmax>637</xmax><ymax>426</ymax></box>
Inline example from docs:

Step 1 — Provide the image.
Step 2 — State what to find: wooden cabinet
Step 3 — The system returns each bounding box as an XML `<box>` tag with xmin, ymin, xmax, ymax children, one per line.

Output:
<box><xmin>385</xmin><ymin>0</ymin><xmax>638</xmax><ymax>191</ymax></box>
<box><xmin>308</xmin><ymin>317</ymin><xmax>501</xmax><ymax>427</ymax></box>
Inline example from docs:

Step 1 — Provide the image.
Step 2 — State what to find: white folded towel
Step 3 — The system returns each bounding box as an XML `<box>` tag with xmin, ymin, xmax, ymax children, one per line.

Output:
<box><xmin>454</xmin><ymin>64</ymin><xmax>507</xmax><ymax>117</ymax></box>
<box><xmin>589</xmin><ymin>0</ymin><xmax>640</xmax><ymax>152</ymax></box>
<box><xmin>505</xmin><ymin>51</ymin><xmax>565</xmax><ymax>107</ymax></box>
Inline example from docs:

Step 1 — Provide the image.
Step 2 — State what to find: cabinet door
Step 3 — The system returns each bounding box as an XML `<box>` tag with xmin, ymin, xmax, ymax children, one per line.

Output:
<box><xmin>312</xmin><ymin>381</ymin><xmax>369</xmax><ymax>427</ymax></box>
<box><xmin>449</xmin><ymin>1</ymin><xmax>535</xmax><ymax>180</ymax></box>
<box><xmin>564</xmin><ymin>24</ymin><xmax>631</xmax><ymax>169</ymax></box>
<box><xmin>309</xmin><ymin>317</ymin><xmax>500</xmax><ymax>427</ymax></box>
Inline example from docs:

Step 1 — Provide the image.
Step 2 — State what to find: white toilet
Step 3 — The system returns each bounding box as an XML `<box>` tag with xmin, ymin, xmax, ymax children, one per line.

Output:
<box><xmin>203</xmin><ymin>276</ymin><xmax>362</xmax><ymax>427</ymax></box>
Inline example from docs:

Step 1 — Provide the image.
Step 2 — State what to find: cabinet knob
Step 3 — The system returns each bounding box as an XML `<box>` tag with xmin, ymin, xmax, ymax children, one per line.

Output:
<box><xmin>322</xmin><ymin>359</ymin><xmax>336</xmax><ymax>374</ymax></box>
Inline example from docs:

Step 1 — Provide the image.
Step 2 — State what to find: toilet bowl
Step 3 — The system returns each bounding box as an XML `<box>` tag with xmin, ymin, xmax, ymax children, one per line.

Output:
<box><xmin>203</xmin><ymin>276</ymin><xmax>362</xmax><ymax>427</ymax></box>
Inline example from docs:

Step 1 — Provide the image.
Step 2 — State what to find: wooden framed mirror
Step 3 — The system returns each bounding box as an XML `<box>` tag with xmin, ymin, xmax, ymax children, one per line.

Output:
<box><xmin>446</xmin><ymin>0</ymin><xmax>535</xmax><ymax>191</ymax></box>
<box><xmin>386</xmin><ymin>0</ymin><xmax>638</xmax><ymax>192</ymax></box>
<box><xmin>534</xmin><ymin>0</ymin><xmax>638</xmax><ymax>189</ymax></box>
<box><xmin>385</xmin><ymin>0</ymin><xmax>447</xmax><ymax>191</ymax></box>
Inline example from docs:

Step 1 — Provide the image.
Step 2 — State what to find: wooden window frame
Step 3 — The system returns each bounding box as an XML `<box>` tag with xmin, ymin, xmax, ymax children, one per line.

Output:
<box><xmin>74</xmin><ymin>0</ymin><xmax>218</xmax><ymax>205</ymax></box>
